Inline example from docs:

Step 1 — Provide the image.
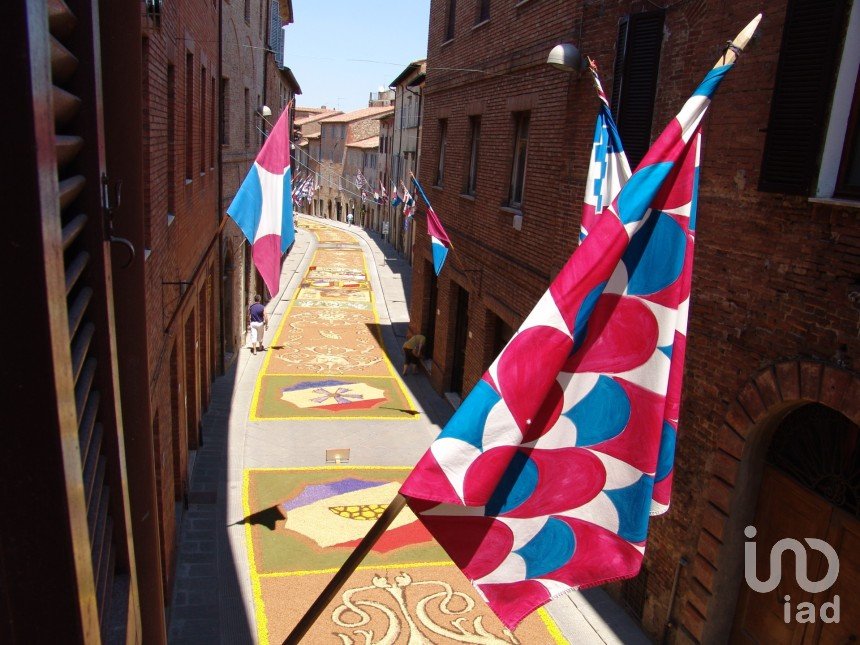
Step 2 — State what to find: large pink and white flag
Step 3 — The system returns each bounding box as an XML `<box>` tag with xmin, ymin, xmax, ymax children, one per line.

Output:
<box><xmin>399</xmin><ymin>17</ymin><xmax>759</xmax><ymax>628</ymax></box>
<box><xmin>227</xmin><ymin>108</ymin><xmax>294</xmax><ymax>296</ymax></box>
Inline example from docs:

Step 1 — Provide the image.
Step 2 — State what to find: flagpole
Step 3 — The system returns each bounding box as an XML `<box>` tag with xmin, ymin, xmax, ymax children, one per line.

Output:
<box><xmin>282</xmin><ymin>494</ymin><xmax>407</xmax><ymax>644</ymax></box>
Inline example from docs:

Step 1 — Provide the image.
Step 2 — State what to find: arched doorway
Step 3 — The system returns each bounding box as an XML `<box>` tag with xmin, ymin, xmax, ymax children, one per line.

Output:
<box><xmin>683</xmin><ymin>362</ymin><xmax>860</xmax><ymax>643</ymax></box>
<box><xmin>731</xmin><ymin>404</ymin><xmax>859</xmax><ymax>643</ymax></box>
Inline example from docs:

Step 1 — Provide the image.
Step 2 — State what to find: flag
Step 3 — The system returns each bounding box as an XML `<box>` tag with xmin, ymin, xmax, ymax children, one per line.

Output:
<box><xmin>391</xmin><ymin>182</ymin><xmax>402</xmax><ymax>207</ymax></box>
<box><xmin>581</xmin><ymin>61</ymin><xmax>631</xmax><ymax>243</ymax></box>
<box><xmin>380</xmin><ymin>180</ymin><xmax>388</xmax><ymax>200</ymax></box>
<box><xmin>411</xmin><ymin>176</ymin><xmax>450</xmax><ymax>275</ymax></box>
<box><xmin>227</xmin><ymin>108</ymin><xmax>294</xmax><ymax>297</ymax></box>
<box><xmin>356</xmin><ymin>170</ymin><xmax>367</xmax><ymax>188</ymax></box>
<box><xmin>402</xmin><ymin>187</ymin><xmax>415</xmax><ymax>217</ymax></box>
<box><xmin>400</xmin><ymin>58</ymin><xmax>739</xmax><ymax>629</ymax></box>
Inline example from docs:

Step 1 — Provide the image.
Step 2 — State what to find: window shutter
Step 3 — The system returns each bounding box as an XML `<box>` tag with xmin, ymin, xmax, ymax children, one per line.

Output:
<box><xmin>610</xmin><ymin>18</ymin><xmax>628</xmax><ymax>119</ymax></box>
<box><xmin>759</xmin><ymin>0</ymin><xmax>849</xmax><ymax>194</ymax></box>
<box><xmin>612</xmin><ymin>10</ymin><xmax>664</xmax><ymax>169</ymax></box>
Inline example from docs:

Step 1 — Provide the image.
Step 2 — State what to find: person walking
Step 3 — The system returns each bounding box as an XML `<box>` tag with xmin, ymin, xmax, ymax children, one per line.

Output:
<box><xmin>401</xmin><ymin>333</ymin><xmax>426</xmax><ymax>376</ymax></box>
<box><xmin>248</xmin><ymin>294</ymin><xmax>269</xmax><ymax>355</ymax></box>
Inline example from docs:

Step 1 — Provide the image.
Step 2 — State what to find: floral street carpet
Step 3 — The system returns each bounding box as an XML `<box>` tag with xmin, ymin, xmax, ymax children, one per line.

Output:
<box><xmin>243</xmin><ymin>467</ymin><xmax>568</xmax><ymax>644</ymax></box>
<box><xmin>251</xmin><ymin>221</ymin><xmax>417</xmax><ymax>420</ymax></box>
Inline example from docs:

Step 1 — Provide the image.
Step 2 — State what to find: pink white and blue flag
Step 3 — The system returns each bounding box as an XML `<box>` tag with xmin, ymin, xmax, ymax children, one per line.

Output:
<box><xmin>581</xmin><ymin>61</ymin><xmax>631</xmax><ymax>243</ymax></box>
<box><xmin>401</xmin><ymin>60</ymin><xmax>737</xmax><ymax>629</ymax></box>
<box><xmin>227</xmin><ymin>108</ymin><xmax>294</xmax><ymax>297</ymax></box>
<box><xmin>412</xmin><ymin>176</ymin><xmax>451</xmax><ymax>275</ymax></box>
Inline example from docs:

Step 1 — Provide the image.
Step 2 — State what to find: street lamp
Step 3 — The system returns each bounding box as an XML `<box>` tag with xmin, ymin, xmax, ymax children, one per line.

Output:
<box><xmin>547</xmin><ymin>43</ymin><xmax>587</xmax><ymax>76</ymax></box>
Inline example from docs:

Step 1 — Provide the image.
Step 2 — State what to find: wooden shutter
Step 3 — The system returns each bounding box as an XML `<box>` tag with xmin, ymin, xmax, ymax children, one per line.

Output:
<box><xmin>612</xmin><ymin>10</ymin><xmax>665</xmax><ymax>169</ymax></box>
<box><xmin>51</xmin><ymin>0</ymin><xmax>135</xmax><ymax>639</ymax></box>
<box><xmin>759</xmin><ymin>0</ymin><xmax>849</xmax><ymax>194</ymax></box>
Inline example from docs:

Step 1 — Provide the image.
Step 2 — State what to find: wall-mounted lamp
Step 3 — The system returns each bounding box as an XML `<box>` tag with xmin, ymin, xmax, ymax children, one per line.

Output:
<box><xmin>258</xmin><ymin>105</ymin><xmax>272</xmax><ymax>117</ymax></box>
<box><xmin>547</xmin><ymin>43</ymin><xmax>587</xmax><ymax>75</ymax></box>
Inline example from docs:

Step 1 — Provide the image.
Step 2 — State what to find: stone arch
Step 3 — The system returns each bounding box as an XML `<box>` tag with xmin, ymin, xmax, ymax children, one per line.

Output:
<box><xmin>681</xmin><ymin>361</ymin><xmax>859</xmax><ymax>643</ymax></box>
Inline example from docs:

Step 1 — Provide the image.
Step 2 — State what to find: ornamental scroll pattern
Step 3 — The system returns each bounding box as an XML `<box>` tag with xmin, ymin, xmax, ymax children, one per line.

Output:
<box><xmin>331</xmin><ymin>573</ymin><xmax>519</xmax><ymax>645</ymax></box>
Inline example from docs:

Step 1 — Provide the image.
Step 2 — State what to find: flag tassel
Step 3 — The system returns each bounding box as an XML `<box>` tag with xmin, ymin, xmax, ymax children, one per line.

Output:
<box><xmin>283</xmin><ymin>494</ymin><xmax>407</xmax><ymax>644</ymax></box>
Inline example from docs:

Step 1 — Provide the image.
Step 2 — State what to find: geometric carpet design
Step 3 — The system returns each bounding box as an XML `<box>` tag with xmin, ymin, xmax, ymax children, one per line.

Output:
<box><xmin>251</xmin><ymin>221</ymin><xmax>418</xmax><ymax>420</ymax></box>
<box><xmin>243</xmin><ymin>467</ymin><xmax>568</xmax><ymax>644</ymax></box>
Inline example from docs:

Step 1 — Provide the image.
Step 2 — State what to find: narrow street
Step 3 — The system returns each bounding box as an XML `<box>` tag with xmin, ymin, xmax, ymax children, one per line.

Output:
<box><xmin>165</xmin><ymin>215</ymin><xmax>651</xmax><ymax>644</ymax></box>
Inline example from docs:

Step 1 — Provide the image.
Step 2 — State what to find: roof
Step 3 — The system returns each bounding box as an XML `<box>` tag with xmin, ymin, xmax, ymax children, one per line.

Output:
<box><xmin>296</xmin><ymin>106</ymin><xmax>333</xmax><ymax>115</ymax></box>
<box><xmin>277</xmin><ymin>0</ymin><xmax>293</xmax><ymax>24</ymax></box>
<box><xmin>390</xmin><ymin>59</ymin><xmax>426</xmax><ymax>88</ymax></box>
<box><xmin>281</xmin><ymin>67</ymin><xmax>301</xmax><ymax>94</ymax></box>
<box><xmin>320</xmin><ymin>105</ymin><xmax>394</xmax><ymax>124</ymax></box>
<box><xmin>347</xmin><ymin>136</ymin><xmax>379</xmax><ymax>150</ymax></box>
<box><xmin>305</xmin><ymin>132</ymin><xmax>321</xmax><ymax>140</ymax></box>
<box><xmin>407</xmin><ymin>72</ymin><xmax>426</xmax><ymax>89</ymax></box>
<box><xmin>295</xmin><ymin>111</ymin><xmax>341</xmax><ymax>126</ymax></box>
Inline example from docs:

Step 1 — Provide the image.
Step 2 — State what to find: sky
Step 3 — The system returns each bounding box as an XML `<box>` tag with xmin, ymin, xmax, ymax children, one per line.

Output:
<box><xmin>285</xmin><ymin>1</ymin><xmax>430</xmax><ymax>113</ymax></box>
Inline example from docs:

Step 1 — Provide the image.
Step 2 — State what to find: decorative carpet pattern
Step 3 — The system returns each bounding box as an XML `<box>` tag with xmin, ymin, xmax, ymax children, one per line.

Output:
<box><xmin>251</xmin><ymin>222</ymin><xmax>417</xmax><ymax>420</ymax></box>
<box><xmin>244</xmin><ymin>467</ymin><xmax>567</xmax><ymax>644</ymax></box>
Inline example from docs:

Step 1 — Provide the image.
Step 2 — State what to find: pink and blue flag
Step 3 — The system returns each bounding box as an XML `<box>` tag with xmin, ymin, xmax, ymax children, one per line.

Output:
<box><xmin>412</xmin><ymin>176</ymin><xmax>451</xmax><ymax>275</ymax></box>
<box><xmin>400</xmin><ymin>56</ymin><xmax>741</xmax><ymax>629</ymax></box>
<box><xmin>227</xmin><ymin>108</ymin><xmax>294</xmax><ymax>297</ymax></box>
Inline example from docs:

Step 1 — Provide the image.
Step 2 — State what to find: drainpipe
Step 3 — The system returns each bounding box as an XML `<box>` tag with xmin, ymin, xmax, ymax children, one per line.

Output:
<box><xmin>662</xmin><ymin>556</ymin><xmax>689</xmax><ymax>644</ymax></box>
<box><xmin>217</xmin><ymin>0</ymin><xmax>224</xmax><ymax>375</ymax></box>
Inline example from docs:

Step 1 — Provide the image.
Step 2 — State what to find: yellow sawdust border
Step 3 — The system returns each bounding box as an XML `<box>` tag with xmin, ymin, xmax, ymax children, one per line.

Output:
<box><xmin>249</xmin><ymin>225</ymin><xmax>417</xmax><ymax>421</ymax></box>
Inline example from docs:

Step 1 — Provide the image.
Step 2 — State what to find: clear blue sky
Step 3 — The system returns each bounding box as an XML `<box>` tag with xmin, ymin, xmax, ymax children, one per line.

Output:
<box><xmin>285</xmin><ymin>1</ymin><xmax>430</xmax><ymax>113</ymax></box>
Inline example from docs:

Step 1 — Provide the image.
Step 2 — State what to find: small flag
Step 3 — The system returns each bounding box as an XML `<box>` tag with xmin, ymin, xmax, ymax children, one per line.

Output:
<box><xmin>581</xmin><ymin>60</ymin><xmax>631</xmax><ymax>243</ymax></box>
<box><xmin>227</xmin><ymin>107</ymin><xmax>293</xmax><ymax>297</ymax></box>
<box><xmin>400</xmin><ymin>50</ymin><xmax>743</xmax><ymax>630</ymax></box>
<box><xmin>402</xmin><ymin>187</ymin><xmax>415</xmax><ymax>217</ymax></box>
<box><xmin>411</xmin><ymin>176</ymin><xmax>450</xmax><ymax>275</ymax></box>
<box><xmin>380</xmin><ymin>180</ymin><xmax>388</xmax><ymax>200</ymax></box>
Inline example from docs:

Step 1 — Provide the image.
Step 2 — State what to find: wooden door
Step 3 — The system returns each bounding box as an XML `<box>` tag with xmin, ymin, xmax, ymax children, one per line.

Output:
<box><xmin>732</xmin><ymin>467</ymin><xmax>831</xmax><ymax>644</ymax></box>
<box><xmin>732</xmin><ymin>466</ymin><xmax>859</xmax><ymax>643</ymax></box>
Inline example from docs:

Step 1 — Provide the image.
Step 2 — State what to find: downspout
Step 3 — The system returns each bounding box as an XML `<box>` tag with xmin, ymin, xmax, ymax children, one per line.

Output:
<box><xmin>217</xmin><ymin>0</ymin><xmax>225</xmax><ymax>374</ymax></box>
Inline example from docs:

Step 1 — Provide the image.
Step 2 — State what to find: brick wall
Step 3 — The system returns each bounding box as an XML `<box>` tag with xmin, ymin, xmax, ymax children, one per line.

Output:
<box><xmin>141</xmin><ymin>0</ymin><xmax>220</xmax><ymax>598</ymax></box>
<box><xmin>414</xmin><ymin>1</ymin><xmax>859</xmax><ymax>642</ymax></box>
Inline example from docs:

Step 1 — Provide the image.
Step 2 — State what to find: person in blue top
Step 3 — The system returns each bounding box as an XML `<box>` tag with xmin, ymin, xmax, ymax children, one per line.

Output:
<box><xmin>248</xmin><ymin>294</ymin><xmax>269</xmax><ymax>355</ymax></box>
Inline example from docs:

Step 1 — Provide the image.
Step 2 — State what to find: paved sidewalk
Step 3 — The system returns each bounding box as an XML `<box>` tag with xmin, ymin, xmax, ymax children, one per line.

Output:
<box><xmin>167</xmin><ymin>215</ymin><xmax>652</xmax><ymax>644</ymax></box>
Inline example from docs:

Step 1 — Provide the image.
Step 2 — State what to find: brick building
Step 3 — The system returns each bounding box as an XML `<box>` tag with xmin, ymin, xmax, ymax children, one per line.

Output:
<box><xmin>411</xmin><ymin>0</ymin><xmax>859</xmax><ymax>643</ymax></box>
<box><xmin>314</xmin><ymin>105</ymin><xmax>394</xmax><ymax>223</ymax></box>
<box><xmin>294</xmin><ymin>108</ymin><xmax>342</xmax><ymax>216</ymax></box>
<box><xmin>221</xmin><ymin>0</ymin><xmax>299</xmax><ymax>349</ymax></box>
<box><xmin>387</xmin><ymin>59</ymin><xmax>427</xmax><ymax>259</ymax></box>
<box><xmin>3</xmin><ymin>0</ymin><xmax>301</xmax><ymax>641</ymax></box>
<box><xmin>4</xmin><ymin>0</ymin><xmax>222</xmax><ymax>640</ymax></box>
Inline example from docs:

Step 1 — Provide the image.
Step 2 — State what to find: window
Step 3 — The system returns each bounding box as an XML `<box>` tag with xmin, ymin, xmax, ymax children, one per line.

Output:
<box><xmin>185</xmin><ymin>52</ymin><xmax>193</xmax><ymax>180</ymax></box>
<box><xmin>244</xmin><ymin>0</ymin><xmax>250</xmax><ymax>24</ymax></box>
<box><xmin>477</xmin><ymin>0</ymin><xmax>490</xmax><ymax>23</ymax></box>
<box><xmin>508</xmin><ymin>112</ymin><xmax>529</xmax><ymax>207</ymax></box>
<box><xmin>210</xmin><ymin>76</ymin><xmax>215</xmax><ymax>168</ymax></box>
<box><xmin>445</xmin><ymin>0</ymin><xmax>457</xmax><ymax>41</ymax></box>
<box><xmin>244</xmin><ymin>87</ymin><xmax>250</xmax><ymax>147</ymax></box>
<box><xmin>611</xmin><ymin>10</ymin><xmax>664</xmax><ymax>168</ymax></box>
<box><xmin>760</xmin><ymin>0</ymin><xmax>857</xmax><ymax>198</ymax></box>
<box><xmin>836</xmin><ymin>84</ymin><xmax>860</xmax><ymax>197</ymax></box>
<box><xmin>466</xmin><ymin>116</ymin><xmax>480</xmax><ymax>195</ymax></box>
<box><xmin>167</xmin><ymin>64</ymin><xmax>175</xmax><ymax>212</ymax></box>
<box><xmin>436</xmin><ymin>119</ymin><xmax>448</xmax><ymax>186</ymax></box>
<box><xmin>200</xmin><ymin>65</ymin><xmax>206</xmax><ymax>173</ymax></box>
<box><xmin>220</xmin><ymin>77</ymin><xmax>229</xmax><ymax>145</ymax></box>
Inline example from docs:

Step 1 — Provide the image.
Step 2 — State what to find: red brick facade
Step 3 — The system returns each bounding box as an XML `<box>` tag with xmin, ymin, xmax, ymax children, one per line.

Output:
<box><xmin>142</xmin><ymin>0</ymin><xmax>220</xmax><ymax>599</ymax></box>
<box><xmin>412</xmin><ymin>1</ymin><xmax>859</xmax><ymax>642</ymax></box>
